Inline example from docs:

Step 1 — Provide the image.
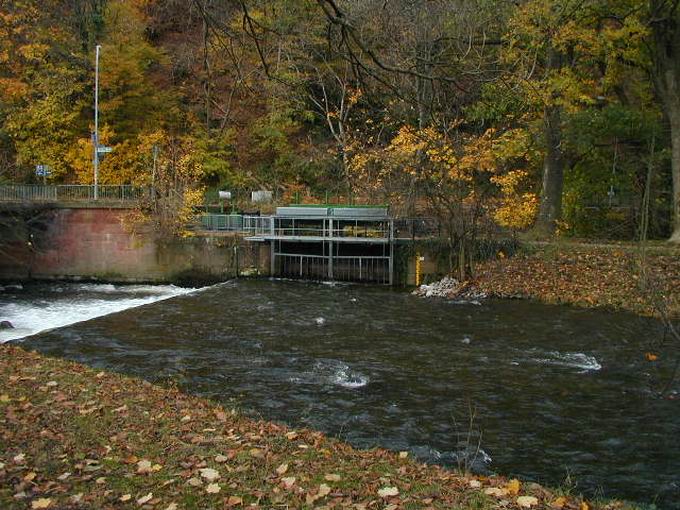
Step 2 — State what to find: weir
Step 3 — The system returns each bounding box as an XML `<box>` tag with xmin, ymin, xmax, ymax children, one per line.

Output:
<box><xmin>1</xmin><ymin>184</ymin><xmax>440</xmax><ymax>285</ymax></box>
<box><xmin>246</xmin><ymin>205</ymin><xmax>394</xmax><ymax>284</ymax></box>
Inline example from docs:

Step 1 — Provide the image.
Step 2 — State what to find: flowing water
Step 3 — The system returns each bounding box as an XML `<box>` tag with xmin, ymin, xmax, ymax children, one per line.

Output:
<box><xmin>2</xmin><ymin>280</ymin><xmax>679</xmax><ymax>507</ymax></box>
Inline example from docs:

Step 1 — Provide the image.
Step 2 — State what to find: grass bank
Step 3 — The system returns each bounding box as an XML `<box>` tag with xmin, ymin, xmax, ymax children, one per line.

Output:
<box><xmin>473</xmin><ymin>241</ymin><xmax>680</xmax><ymax>317</ymax></box>
<box><xmin>0</xmin><ymin>345</ymin><xmax>635</xmax><ymax>510</ymax></box>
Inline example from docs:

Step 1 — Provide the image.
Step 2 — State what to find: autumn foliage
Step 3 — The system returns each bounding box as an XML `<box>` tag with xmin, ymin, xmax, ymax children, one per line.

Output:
<box><xmin>0</xmin><ymin>0</ymin><xmax>678</xmax><ymax>240</ymax></box>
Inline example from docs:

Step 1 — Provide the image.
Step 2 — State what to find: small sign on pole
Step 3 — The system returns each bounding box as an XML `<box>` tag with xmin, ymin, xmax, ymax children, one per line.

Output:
<box><xmin>251</xmin><ymin>190</ymin><xmax>273</xmax><ymax>204</ymax></box>
<box><xmin>35</xmin><ymin>165</ymin><xmax>52</xmax><ymax>184</ymax></box>
<box><xmin>96</xmin><ymin>145</ymin><xmax>113</xmax><ymax>154</ymax></box>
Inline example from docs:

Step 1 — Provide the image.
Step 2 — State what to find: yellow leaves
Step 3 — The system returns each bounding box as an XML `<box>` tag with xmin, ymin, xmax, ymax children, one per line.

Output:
<box><xmin>551</xmin><ymin>496</ymin><xmax>567</xmax><ymax>508</ymax></box>
<box><xmin>348</xmin><ymin>87</ymin><xmax>363</xmax><ymax>106</ymax></box>
<box><xmin>31</xmin><ymin>499</ymin><xmax>52</xmax><ymax>509</ymax></box>
<box><xmin>389</xmin><ymin>125</ymin><xmax>427</xmax><ymax>156</ymax></box>
<box><xmin>506</xmin><ymin>478</ymin><xmax>521</xmax><ymax>495</ymax></box>
<box><xmin>276</xmin><ymin>463</ymin><xmax>289</xmax><ymax>475</ymax></box>
<box><xmin>494</xmin><ymin>192</ymin><xmax>539</xmax><ymax>230</ymax></box>
<box><xmin>17</xmin><ymin>43</ymin><xmax>49</xmax><ymax>61</ymax></box>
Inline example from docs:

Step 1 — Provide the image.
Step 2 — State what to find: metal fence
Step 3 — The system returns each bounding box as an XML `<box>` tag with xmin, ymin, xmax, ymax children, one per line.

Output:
<box><xmin>200</xmin><ymin>213</ymin><xmax>243</xmax><ymax>231</ymax></box>
<box><xmin>200</xmin><ymin>214</ymin><xmax>274</xmax><ymax>235</ymax></box>
<box><xmin>0</xmin><ymin>185</ymin><xmax>57</xmax><ymax>201</ymax></box>
<box><xmin>243</xmin><ymin>215</ymin><xmax>274</xmax><ymax>235</ymax></box>
<box><xmin>275</xmin><ymin>253</ymin><xmax>390</xmax><ymax>284</ymax></box>
<box><xmin>0</xmin><ymin>185</ymin><xmax>146</xmax><ymax>202</ymax></box>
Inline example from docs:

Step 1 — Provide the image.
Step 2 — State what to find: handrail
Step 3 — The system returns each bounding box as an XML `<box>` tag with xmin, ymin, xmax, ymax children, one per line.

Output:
<box><xmin>0</xmin><ymin>184</ymin><xmax>147</xmax><ymax>202</ymax></box>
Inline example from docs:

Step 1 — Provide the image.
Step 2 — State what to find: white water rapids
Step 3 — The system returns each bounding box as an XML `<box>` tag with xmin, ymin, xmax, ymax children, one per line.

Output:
<box><xmin>0</xmin><ymin>283</ymin><xmax>199</xmax><ymax>343</ymax></box>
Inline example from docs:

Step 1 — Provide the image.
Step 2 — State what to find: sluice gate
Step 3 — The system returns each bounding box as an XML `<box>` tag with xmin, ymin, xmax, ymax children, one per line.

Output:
<box><xmin>247</xmin><ymin>205</ymin><xmax>394</xmax><ymax>284</ymax></box>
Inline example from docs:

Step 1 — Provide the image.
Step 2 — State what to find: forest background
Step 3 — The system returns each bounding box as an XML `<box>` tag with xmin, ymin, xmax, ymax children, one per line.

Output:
<box><xmin>1</xmin><ymin>0</ymin><xmax>680</xmax><ymax>243</ymax></box>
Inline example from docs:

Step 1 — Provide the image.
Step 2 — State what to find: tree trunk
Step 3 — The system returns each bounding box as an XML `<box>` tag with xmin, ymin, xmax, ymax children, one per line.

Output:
<box><xmin>534</xmin><ymin>104</ymin><xmax>565</xmax><ymax>235</ymax></box>
<box><xmin>650</xmin><ymin>1</ymin><xmax>680</xmax><ymax>241</ymax></box>
<box><xmin>670</xmin><ymin>114</ymin><xmax>680</xmax><ymax>242</ymax></box>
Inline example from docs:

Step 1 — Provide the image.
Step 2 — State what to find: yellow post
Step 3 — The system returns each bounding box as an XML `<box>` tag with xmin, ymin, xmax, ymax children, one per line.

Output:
<box><xmin>415</xmin><ymin>252</ymin><xmax>422</xmax><ymax>286</ymax></box>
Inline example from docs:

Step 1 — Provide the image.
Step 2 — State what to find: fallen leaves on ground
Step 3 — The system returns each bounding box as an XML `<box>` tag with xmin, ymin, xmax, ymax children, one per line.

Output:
<box><xmin>378</xmin><ymin>486</ymin><xmax>399</xmax><ymax>498</ymax></box>
<box><xmin>0</xmin><ymin>344</ymin><xmax>627</xmax><ymax>510</ymax></box>
<box><xmin>205</xmin><ymin>483</ymin><xmax>221</xmax><ymax>494</ymax></box>
<box><xmin>517</xmin><ymin>495</ymin><xmax>539</xmax><ymax>508</ymax></box>
<box><xmin>474</xmin><ymin>244</ymin><xmax>680</xmax><ymax>318</ymax></box>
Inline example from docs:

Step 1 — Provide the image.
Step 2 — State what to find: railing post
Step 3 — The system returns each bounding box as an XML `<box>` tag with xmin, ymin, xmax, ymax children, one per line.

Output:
<box><xmin>388</xmin><ymin>219</ymin><xmax>394</xmax><ymax>286</ymax></box>
<box><xmin>328</xmin><ymin>218</ymin><xmax>334</xmax><ymax>280</ymax></box>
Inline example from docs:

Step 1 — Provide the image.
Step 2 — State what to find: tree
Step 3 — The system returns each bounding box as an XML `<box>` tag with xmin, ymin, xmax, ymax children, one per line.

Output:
<box><xmin>648</xmin><ymin>0</ymin><xmax>680</xmax><ymax>241</ymax></box>
<box><xmin>503</xmin><ymin>0</ymin><xmax>595</xmax><ymax>235</ymax></box>
<box><xmin>126</xmin><ymin>132</ymin><xmax>206</xmax><ymax>238</ymax></box>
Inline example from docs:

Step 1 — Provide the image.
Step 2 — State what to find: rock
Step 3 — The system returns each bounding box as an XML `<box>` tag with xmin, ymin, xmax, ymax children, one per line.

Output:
<box><xmin>412</xmin><ymin>276</ymin><xmax>487</xmax><ymax>302</ymax></box>
<box><xmin>0</xmin><ymin>321</ymin><xmax>14</xmax><ymax>330</ymax></box>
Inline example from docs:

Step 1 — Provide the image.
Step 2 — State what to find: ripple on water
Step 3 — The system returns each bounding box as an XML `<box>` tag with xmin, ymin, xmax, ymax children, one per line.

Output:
<box><xmin>289</xmin><ymin>359</ymin><xmax>370</xmax><ymax>389</ymax></box>
<box><xmin>523</xmin><ymin>350</ymin><xmax>602</xmax><ymax>372</ymax></box>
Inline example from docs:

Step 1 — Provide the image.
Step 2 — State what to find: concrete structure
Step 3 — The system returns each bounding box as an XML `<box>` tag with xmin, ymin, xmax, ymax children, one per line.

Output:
<box><xmin>0</xmin><ymin>185</ymin><xmax>446</xmax><ymax>285</ymax></box>
<box><xmin>0</xmin><ymin>207</ymin><xmax>269</xmax><ymax>283</ymax></box>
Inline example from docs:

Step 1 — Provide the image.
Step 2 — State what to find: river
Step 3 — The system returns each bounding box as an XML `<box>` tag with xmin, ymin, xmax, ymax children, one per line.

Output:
<box><xmin>1</xmin><ymin>280</ymin><xmax>678</xmax><ymax>507</ymax></box>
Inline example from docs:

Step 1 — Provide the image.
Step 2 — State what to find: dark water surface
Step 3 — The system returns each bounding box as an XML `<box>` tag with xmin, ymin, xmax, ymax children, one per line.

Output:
<box><xmin>7</xmin><ymin>280</ymin><xmax>680</xmax><ymax>507</ymax></box>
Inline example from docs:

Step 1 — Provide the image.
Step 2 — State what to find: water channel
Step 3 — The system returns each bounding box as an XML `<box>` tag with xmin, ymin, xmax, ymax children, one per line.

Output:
<box><xmin>1</xmin><ymin>280</ymin><xmax>678</xmax><ymax>507</ymax></box>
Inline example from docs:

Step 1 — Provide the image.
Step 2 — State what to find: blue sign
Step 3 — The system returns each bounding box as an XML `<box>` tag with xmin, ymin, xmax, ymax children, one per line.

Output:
<box><xmin>35</xmin><ymin>164</ymin><xmax>51</xmax><ymax>177</ymax></box>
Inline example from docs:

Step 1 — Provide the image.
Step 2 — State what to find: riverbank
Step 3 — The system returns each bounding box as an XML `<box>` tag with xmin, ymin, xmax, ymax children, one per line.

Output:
<box><xmin>417</xmin><ymin>242</ymin><xmax>680</xmax><ymax>318</ymax></box>
<box><xmin>0</xmin><ymin>344</ymin><xmax>635</xmax><ymax>510</ymax></box>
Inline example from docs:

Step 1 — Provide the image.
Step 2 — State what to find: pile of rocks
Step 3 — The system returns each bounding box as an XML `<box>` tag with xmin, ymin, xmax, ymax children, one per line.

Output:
<box><xmin>412</xmin><ymin>276</ymin><xmax>487</xmax><ymax>302</ymax></box>
<box><xmin>412</xmin><ymin>276</ymin><xmax>461</xmax><ymax>298</ymax></box>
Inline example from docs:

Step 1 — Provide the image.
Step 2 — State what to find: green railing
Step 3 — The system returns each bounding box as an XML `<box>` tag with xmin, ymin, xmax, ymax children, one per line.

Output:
<box><xmin>0</xmin><ymin>185</ymin><xmax>147</xmax><ymax>202</ymax></box>
<box><xmin>200</xmin><ymin>213</ymin><xmax>243</xmax><ymax>231</ymax></box>
<box><xmin>200</xmin><ymin>214</ymin><xmax>274</xmax><ymax>235</ymax></box>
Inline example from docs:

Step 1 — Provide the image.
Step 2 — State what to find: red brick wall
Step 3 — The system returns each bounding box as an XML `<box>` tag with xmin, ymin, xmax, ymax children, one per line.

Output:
<box><xmin>0</xmin><ymin>208</ymin><xmax>269</xmax><ymax>282</ymax></box>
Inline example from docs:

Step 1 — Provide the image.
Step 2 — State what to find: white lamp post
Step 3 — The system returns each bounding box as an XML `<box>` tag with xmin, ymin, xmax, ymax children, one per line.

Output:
<box><xmin>93</xmin><ymin>44</ymin><xmax>101</xmax><ymax>200</ymax></box>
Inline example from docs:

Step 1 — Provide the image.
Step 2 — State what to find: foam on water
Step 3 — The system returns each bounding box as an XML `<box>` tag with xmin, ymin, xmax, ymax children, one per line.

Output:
<box><xmin>331</xmin><ymin>365</ymin><xmax>370</xmax><ymax>388</ymax></box>
<box><xmin>529</xmin><ymin>350</ymin><xmax>602</xmax><ymax>372</ymax></box>
<box><xmin>292</xmin><ymin>359</ymin><xmax>370</xmax><ymax>389</ymax></box>
<box><xmin>0</xmin><ymin>283</ymin><xmax>198</xmax><ymax>343</ymax></box>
